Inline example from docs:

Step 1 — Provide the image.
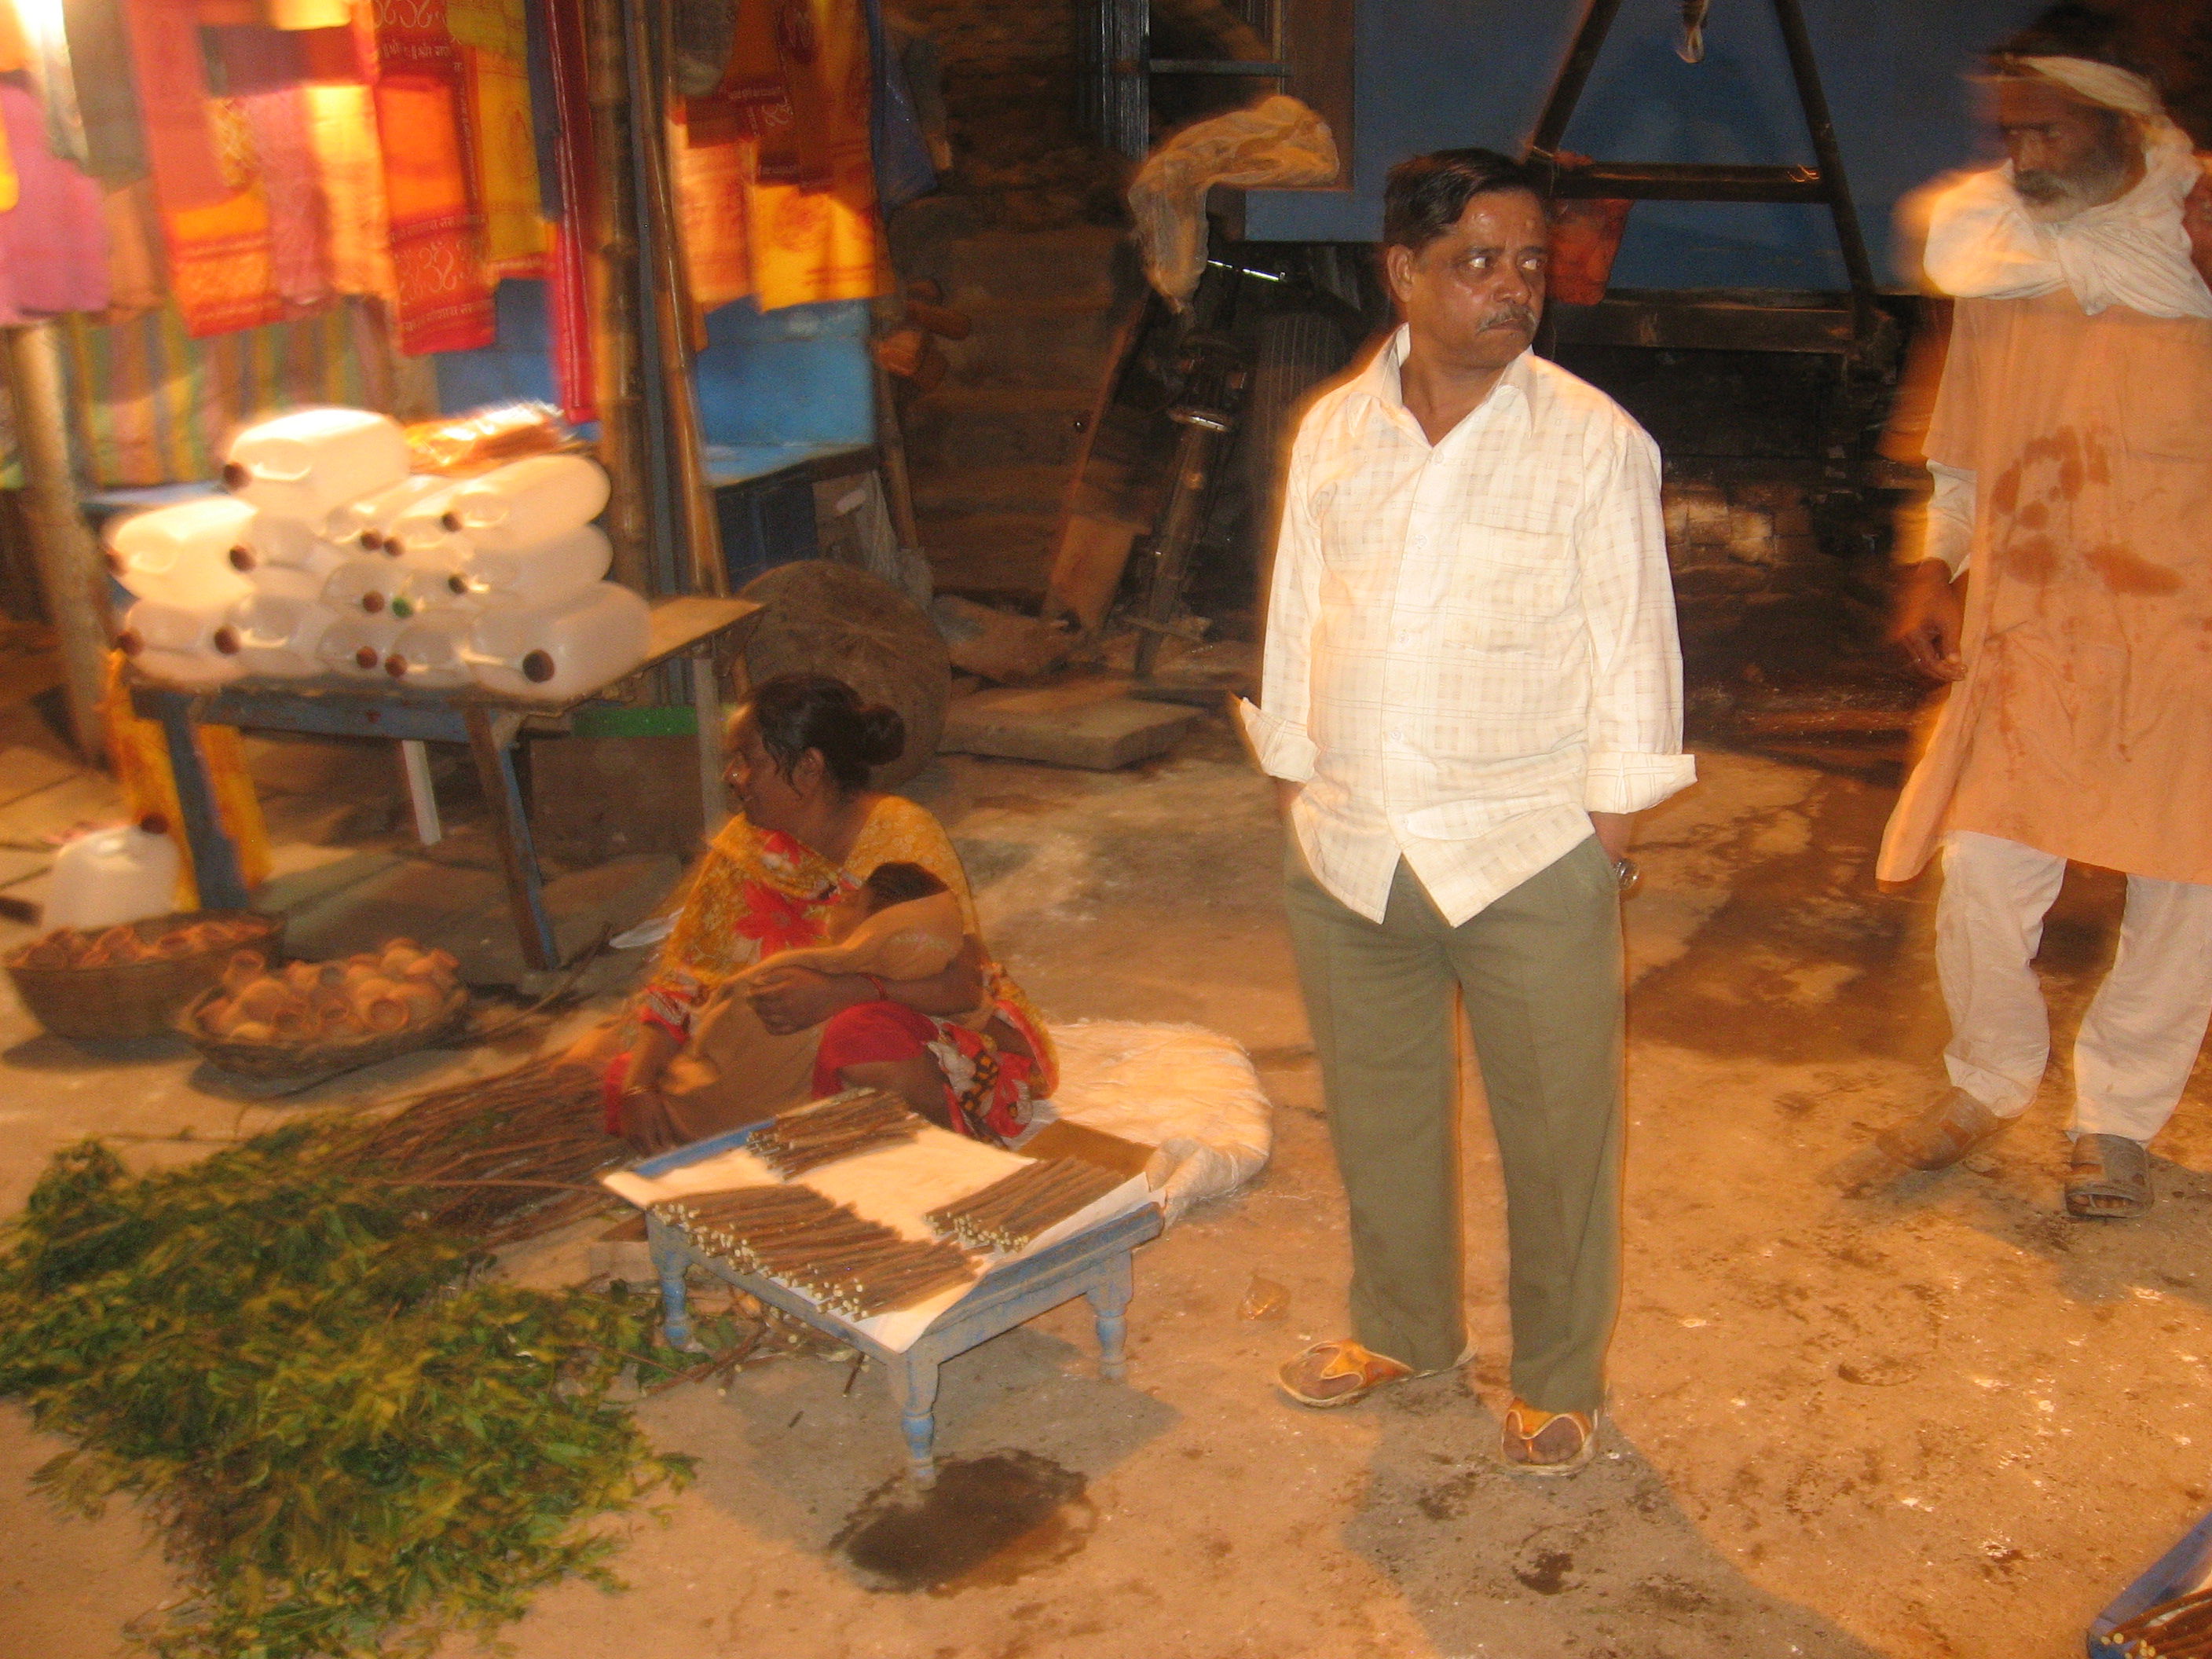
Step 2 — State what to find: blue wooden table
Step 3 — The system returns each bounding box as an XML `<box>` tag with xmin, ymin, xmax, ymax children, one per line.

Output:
<box><xmin>632</xmin><ymin>1126</ymin><xmax>1165</xmax><ymax>1486</ymax></box>
<box><xmin>126</xmin><ymin>595</ymin><xmax>759</xmax><ymax>970</ymax></box>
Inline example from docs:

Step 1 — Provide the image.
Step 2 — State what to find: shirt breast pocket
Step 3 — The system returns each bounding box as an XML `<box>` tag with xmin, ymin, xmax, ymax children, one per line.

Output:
<box><xmin>1441</xmin><ymin>518</ymin><xmax>1576</xmax><ymax>646</ymax></box>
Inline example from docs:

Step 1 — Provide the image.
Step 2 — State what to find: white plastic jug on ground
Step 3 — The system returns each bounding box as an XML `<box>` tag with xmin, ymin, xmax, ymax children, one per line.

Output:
<box><xmin>118</xmin><ymin>596</ymin><xmax>248</xmax><ymax>687</ymax></box>
<box><xmin>384</xmin><ymin>612</ymin><xmax>475</xmax><ymax>687</ymax></box>
<box><xmin>106</xmin><ymin>497</ymin><xmax>256</xmax><ymax>607</ymax></box>
<box><xmin>457</xmin><ymin>524</ymin><xmax>612</xmax><ymax>611</ymax></box>
<box><xmin>225</xmin><ymin>591</ymin><xmax>338</xmax><ymax>678</ymax></box>
<box><xmin>225</xmin><ymin>408</ymin><xmax>409</xmax><ymax>525</ymax></box>
<box><xmin>465</xmin><ymin>580</ymin><xmax>650</xmax><ymax>700</ymax></box>
<box><xmin>237</xmin><ymin>513</ymin><xmax>348</xmax><ymax>583</ymax></box>
<box><xmin>320</xmin><ymin>556</ymin><xmax>404</xmax><ymax>616</ymax></box>
<box><xmin>438</xmin><ymin>454</ymin><xmax>608</xmax><ymax>551</ymax></box>
<box><xmin>44</xmin><ymin>818</ymin><xmax>181</xmax><ymax>930</ymax></box>
<box><xmin>316</xmin><ymin>611</ymin><xmax>404</xmax><ymax>678</ymax></box>
<box><xmin>326</xmin><ymin>474</ymin><xmax>452</xmax><ymax>551</ymax></box>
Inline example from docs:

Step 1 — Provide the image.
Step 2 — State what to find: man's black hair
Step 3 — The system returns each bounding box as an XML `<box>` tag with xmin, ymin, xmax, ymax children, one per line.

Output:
<box><xmin>1382</xmin><ymin>148</ymin><xmax>1545</xmax><ymax>254</ymax></box>
<box><xmin>1992</xmin><ymin>3</ymin><xmax>2155</xmax><ymax>84</ymax></box>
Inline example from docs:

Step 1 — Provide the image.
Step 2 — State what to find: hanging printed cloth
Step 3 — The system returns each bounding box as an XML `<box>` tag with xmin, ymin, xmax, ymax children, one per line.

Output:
<box><xmin>68</xmin><ymin>0</ymin><xmax>150</xmax><ymax>183</ymax></box>
<box><xmin>306</xmin><ymin>82</ymin><xmax>397</xmax><ymax>299</ymax></box>
<box><xmin>530</xmin><ymin>0</ymin><xmax>592</xmax><ymax>420</ymax></box>
<box><xmin>446</xmin><ymin>0</ymin><xmax>544</xmax><ymax>275</ymax></box>
<box><xmin>672</xmin><ymin>106</ymin><xmax>749</xmax><ymax>310</ymax></box>
<box><xmin>0</xmin><ymin>79</ymin><xmax>111</xmax><ymax>321</ymax></box>
<box><xmin>744</xmin><ymin>0</ymin><xmax>886</xmax><ymax>311</ymax></box>
<box><xmin>368</xmin><ymin>0</ymin><xmax>493</xmax><ymax>353</ymax></box>
<box><xmin>122</xmin><ymin>0</ymin><xmax>283</xmax><ymax>335</ymax></box>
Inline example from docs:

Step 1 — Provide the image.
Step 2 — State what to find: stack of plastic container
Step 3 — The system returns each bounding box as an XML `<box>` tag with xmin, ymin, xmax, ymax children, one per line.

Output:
<box><xmin>108</xmin><ymin>408</ymin><xmax>650</xmax><ymax>700</ymax></box>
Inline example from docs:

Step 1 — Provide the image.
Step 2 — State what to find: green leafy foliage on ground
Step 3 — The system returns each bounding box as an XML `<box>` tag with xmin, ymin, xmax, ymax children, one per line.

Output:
<box><xmin>0</xmin><ymin>1125</ymin><xmax>694</xmax><ymax>1659</ymax></box>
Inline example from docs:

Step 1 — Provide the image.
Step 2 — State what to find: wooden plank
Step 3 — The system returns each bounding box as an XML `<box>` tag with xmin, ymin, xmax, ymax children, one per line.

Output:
<box><xmin>1549</xmin><ymin>298</ymin><xmax>1854</xmax><ymax>354</ymax></box>
<box><xmin>1550</xmin><ymin>162</ymin><xmax>1829</xmax><ymax>203</ymax></box>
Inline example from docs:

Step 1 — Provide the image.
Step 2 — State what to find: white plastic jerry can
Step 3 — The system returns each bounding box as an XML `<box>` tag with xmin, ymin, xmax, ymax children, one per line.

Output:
<box><xmin>224</xmin><ymin>591</ymin><xmax>338</xmax><ymax>678</ymax></box>
<box><xmin>385</xmin><ymin>565</ymin><xmax>478</xmax><ymax>621</ymax></box>
<box><xmin>235</xmin><ymin>512</ymin><xmax>348</xmax><ymax>583</ymax></box>
<box><xmin>105</xmin><ymin>496</ymin><xmax>256</xmax><ymax>606</ymax></box>
<box><xmin>316</xmin><ymin>610</ymin><xmax>404</xmax><ymax>679</ymax></box>
<box><xmin>320</xmin><ymin>555</ymin><xmax>405</xmax><ymax>616</ymax></box>
<box><xmin>44</xmin><ymin>816</ymin><xmax>183</xmax><ymax>930</ymax></box>
<box><xmin>438</xmin><ymin>454</ymin><xmax>609</xmax><ymax>552</ymax></box>
<box><xmin>383</xmin><ymin>612</ymin><xmax>476</xmax><ymax>687</ymax></box>
<box><xmin>382</xmin><ymin>485</ymin><xmax>471</xmax><ymax>566</ymax></box>
<box><xmin>223</xmin><ymin>408</ymin><xmax>409</xmax><ymax>525</ymax></box>
<box><xmin>456</xmin><ymin>524</ymin><xmax>613</xmax><ymax>611</ymax></box>
<box><xmin>325</xmin><ymin>474</ymin><xmax>452</xmax><ymax>551</ymax></box>
<box><xmin>464</xmin><ymin>580</ymin><xmax>650</xmax><ymax>699</ymax></box>
<box><xmin>116</xmin><ymin>596</ymin><xmax>249</xmax><ymax>687</ymax></box>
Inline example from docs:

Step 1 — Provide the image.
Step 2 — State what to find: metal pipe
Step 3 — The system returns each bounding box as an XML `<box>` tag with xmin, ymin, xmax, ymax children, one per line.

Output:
<box><xmin>5</xmin><ymin>322</ymin><xmax>109</xmax><ymax>759</ymax></box>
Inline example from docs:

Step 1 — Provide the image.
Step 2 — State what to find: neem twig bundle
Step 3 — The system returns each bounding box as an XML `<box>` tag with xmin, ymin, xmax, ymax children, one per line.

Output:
<box><xmin>745</xmin><ymin>1088</ymin><xmax>928</xmax><ymax>1176</ymax></box>
<box><xmin>659</xmin><ymin>1185</ymin><xmax>976</xmax><ymax>1318</ymax></box>
<box><xmin>925</xmin><ymin>1157</ymin><xmax>1127</xmax><ymax>1253</ymax></box>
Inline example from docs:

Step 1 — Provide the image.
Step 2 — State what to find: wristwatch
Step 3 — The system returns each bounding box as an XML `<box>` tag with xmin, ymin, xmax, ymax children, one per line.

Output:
<box><xmin>1613</xmin><ymin>856</ymin><xmax>1640</xmax><ymax>895</ymax></box>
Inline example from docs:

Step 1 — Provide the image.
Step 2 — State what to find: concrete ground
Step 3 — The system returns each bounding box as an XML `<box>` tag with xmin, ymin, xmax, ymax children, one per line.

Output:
<box><xmin>4</xmin><ymin>708</ymin><xmax>2209</xmax><ymax>1658</ymax></box>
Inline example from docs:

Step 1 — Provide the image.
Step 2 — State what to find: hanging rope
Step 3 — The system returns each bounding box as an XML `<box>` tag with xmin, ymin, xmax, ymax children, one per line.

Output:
<box><xmin>1677</xmin><ymin>0</ymin><xmax>1710</xmax><ymax>63</ymax></box>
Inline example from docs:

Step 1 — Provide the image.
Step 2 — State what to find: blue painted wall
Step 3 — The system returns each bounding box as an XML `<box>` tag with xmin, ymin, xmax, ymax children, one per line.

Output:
<box><xmin>431</xmin><ymin>280</ymin><xmax>873</xmax><ymax>449</ymax></box>
<box><xmin>1242</xmin><ymin>0</ymin><xmax>2050</xmax><ymax>287</ymax></box>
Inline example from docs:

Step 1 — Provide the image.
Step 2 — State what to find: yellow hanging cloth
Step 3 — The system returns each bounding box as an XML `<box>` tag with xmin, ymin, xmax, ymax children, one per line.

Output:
<box><xmin>674</xmin><ymin>111</ymin><xmax>749</xmax><ymax>310</ymax></box>
<box><xmin>100</xmin><ymin>653</ymin><xmax>273</xmax><ymax>907</ymax></box>
<box><xmin>743</xmin><ymin>0</ymin><xmax>885</xmax><ymax>310</ymax></box>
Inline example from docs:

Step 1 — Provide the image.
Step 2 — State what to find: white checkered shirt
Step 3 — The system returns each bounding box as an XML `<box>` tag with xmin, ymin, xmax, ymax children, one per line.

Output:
<box><xmin>1240</xmin><ymin>328</ymin><xmax>1695</xmax><ymax>925</ymax></box>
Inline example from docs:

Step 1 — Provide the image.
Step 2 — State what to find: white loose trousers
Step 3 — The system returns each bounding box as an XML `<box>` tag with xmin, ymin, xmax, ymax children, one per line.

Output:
<box><xmin>1939</xmin><ymin>832</ymin><xmax>2212</xmax><ymax>1141</ymax></box>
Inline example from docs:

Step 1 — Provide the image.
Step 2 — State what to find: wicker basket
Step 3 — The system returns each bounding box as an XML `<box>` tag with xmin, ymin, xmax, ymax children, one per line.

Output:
<box><xmin>175</xmin><ymin>983</ymin><xmax>473</xmax><ymax>1081</ymax></box>
<box><xmin>4</xmin><ymin>911</ymin><xmax>285</xmax><ymax>1042</ymax></box>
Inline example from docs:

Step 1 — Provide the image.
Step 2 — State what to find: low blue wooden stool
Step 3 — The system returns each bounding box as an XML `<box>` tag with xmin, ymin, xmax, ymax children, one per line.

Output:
<box><xmin>632</xmin><ymin>1126</ymin><xmax>1165</xmax><ymax>1486</ymax></box>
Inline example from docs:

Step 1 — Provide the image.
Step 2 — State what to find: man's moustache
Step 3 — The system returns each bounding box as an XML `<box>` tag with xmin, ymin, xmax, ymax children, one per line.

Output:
<box><xmin>1483</xmin><ymin>309</ymin><xmax>1537</xmax><ymax>332</ymax></box>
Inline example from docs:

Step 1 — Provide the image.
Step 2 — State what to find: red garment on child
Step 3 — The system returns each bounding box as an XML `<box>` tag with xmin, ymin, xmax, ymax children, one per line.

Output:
<box><xmin>812</xmin><ymin>1000</ymin><xmax>1038</xmax><ymax>1146</ymax></box>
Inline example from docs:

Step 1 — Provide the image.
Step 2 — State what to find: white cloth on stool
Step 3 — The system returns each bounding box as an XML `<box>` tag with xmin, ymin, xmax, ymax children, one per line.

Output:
<box><xmin>1938</xmin><ymin>831</ymin><xmax>2212</xmax><ymax>1139</ymax></box>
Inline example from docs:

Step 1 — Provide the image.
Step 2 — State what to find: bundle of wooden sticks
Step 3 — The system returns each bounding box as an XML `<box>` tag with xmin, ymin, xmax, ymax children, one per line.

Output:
<box><xmin>746</xmin><ymin>1089</ymin><xmax>926</xmax><ymax>1177</ymax></box>
<box><xmin>2101</xmin><ymin>1584</ymin><xmax>2212</xmax><ymax>1655</ymax></box>
<box><xmin>657</xmin><ymin>1185</ymin><xmax>976</xmax><ymax>1318</ymax></box>
<box><xmin>925</xmin><ymin>1156</ymin><xmax>1127</xmax><ymax>1252</ymax></box>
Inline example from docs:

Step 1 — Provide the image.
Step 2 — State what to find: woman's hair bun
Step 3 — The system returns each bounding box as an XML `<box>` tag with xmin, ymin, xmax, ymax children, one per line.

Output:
<box><xmin>855</xmin><ymin>703</ymin><xmax>906</xmax><ymax>766</ymax></box>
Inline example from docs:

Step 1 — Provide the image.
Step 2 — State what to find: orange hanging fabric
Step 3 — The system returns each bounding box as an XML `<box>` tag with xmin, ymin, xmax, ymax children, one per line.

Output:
<box><xmin>673</xmin><ymin>107</ymin><xmax>749</xmax><ymax>309</ymax></box>
<box><xmin>744</xmin><ymin>0</ymin><xmax>885</xmax><ymax>310</ymax></box>
<box><xmin>368</xmin><ymin>0</ymin><xmax>493</xmax><ymax>353</ymax></box>
<box><xmin>306</xmin><ymin>83</ymin><xmax>397</xmax><ymax>299</ymax></box>
<box><xmin>125</xmin><ymin>0</ymin><xmax>285</xmax><ymax>335</ymax></box>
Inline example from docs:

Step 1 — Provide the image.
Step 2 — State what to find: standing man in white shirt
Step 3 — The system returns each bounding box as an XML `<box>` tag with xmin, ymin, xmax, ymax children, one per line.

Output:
<box><xmin>1242</xmin><ymin>148</ymin><xmax>1694</xmax><ymax>1475</ymax></box>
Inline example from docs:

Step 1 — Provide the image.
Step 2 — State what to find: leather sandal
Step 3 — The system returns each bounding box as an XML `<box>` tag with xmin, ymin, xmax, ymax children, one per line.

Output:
<box><xmin>1276</xmin><ymin>1339</ymin><xmax>1415</xmax><ymax>1408</ymax></box>
<box><xmin>1836</xmin><ymin>1088</ymin><xmax>2009</xmax><ymax>1195</ymax></box>
<box><xmin>1500</xmin><ymin>1399</ymin><xmax>1597</xmax><ymax>1477</ymax></box>
<box><xmin>2067</xmin><ymin>1133</ymin><xmax>2152</xmax><ymax>1220</ymax></box>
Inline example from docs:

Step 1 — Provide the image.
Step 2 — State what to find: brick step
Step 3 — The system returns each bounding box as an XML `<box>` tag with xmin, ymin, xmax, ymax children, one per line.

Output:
<box><xmin>917</xmin><ymin>226</ymin><xmax>1130</xmax><ymax>310</ymax></box>
<box><xmin>937</xmin><ymin>302</ymin><xmax>1124</xmax><ymax>392</ymax></box>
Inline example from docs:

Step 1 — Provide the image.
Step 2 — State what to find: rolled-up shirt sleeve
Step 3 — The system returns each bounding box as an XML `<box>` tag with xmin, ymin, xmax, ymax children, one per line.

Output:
<box><xmin>1237</xmin><ymin>432</ymin><xmax>1323</xmax><ymax>782</ymax></box>
<box><xmin>1575</xmin><ymin>423</ymin><xmax>1696</xmax><ymax>814</ymax></box>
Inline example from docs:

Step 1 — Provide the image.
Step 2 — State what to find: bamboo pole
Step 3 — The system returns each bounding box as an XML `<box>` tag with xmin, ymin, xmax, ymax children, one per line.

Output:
<box><xmin>5</xmin><ymin>323</ymin><xmax>108</xmax><ymax>759</ymax></box>
<box><xmin>583</xmin><ymin>0</ymin><xmax>651</xmax><ymax>594</ymax></box>
<box><xmin>634</xmin><ymin>0</ymin><xmax>727</xmax><ymax>597</ymax></box>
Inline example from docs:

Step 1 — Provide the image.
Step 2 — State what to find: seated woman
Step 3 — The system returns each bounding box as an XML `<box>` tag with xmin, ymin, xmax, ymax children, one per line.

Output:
<box><xmin>597</xmin><ymin>672</ymin><xmax>1055</xmax><ymax>1152</ymax></box>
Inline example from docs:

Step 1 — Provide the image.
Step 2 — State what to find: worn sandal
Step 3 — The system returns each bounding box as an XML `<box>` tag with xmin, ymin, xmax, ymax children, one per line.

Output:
<box><xmin>1836</xmin><ymin>1088</ymin><xmax>2009</xmax><ymax>1195</ymax></box>
<box><xmin>2066</xmin><ymin>1133</ymin><xmax>2152</xmax><ymax>1220</ymax></box>
<box><xmin>1276</xmin><ymin>1339</ymin><xmax>1415</xmax><ymax>1408</ymax></box>
<box><xmin>1500</xmin><ymin>1400</ymin><xmax>1597</xmax><ymax>1478</ymax></box>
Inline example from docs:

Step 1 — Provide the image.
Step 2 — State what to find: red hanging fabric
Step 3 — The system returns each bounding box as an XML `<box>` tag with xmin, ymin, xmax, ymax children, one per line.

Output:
<box><xmin>537</xmin><ymin>0</ymin><xmax>593</xmax><ymax>421</ymax></box>
<box><xmin>367</xmin><ymin>0</ymin><xmax>493</xmax><ymax>354</ymax></box>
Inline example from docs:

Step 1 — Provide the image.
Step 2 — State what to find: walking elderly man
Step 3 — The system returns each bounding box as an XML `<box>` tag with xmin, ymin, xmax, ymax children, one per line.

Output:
<box><xmin>1848</xmin><ymin>9</ymin><xmax>2212</xmax><ymax>1220</ymax></box>
<box><xmin>1240</xmin><ymin>148</ymin><xmax>1694</xmax><ymax>1474</ymax></box>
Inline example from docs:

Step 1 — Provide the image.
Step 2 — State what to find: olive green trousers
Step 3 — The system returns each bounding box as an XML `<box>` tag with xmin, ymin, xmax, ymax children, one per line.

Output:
<box><xmin>1284</xmin><ymin>837</ymin><xmax>1624</xmax><ymax>1415</ymax></box>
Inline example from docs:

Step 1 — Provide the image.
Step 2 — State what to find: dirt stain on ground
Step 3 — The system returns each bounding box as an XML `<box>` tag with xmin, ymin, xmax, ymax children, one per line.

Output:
<box><xmin>834</xmin><ymin>1451</ymin><xmax>1093</xmax><ymax>1595</ymax></box>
